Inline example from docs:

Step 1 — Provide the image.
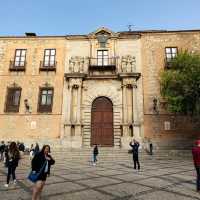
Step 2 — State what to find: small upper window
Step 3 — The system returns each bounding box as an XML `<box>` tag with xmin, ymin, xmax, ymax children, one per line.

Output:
<box><xmin>14</xmin><ymin>49</ymin><xmax>26</xmax><ymax>67</ymax></box>
<box><xmin>165</xmin><ymin>47</ymin><xmax>178</xmax><ymax>62</ymax></box>
<box><xmin>38</xmin><ymin>87</ymin><xmax>54</xmax><ymax>112</ymax></box>
<box><xmin>43</xmin><ymin>49</ymin><xmax>56</xmax><ymax>67</ymax></box>
<box><xmin>5</xmin><ymin>87</ymin><xmax>21</xmax><ymax>112</ymax></box>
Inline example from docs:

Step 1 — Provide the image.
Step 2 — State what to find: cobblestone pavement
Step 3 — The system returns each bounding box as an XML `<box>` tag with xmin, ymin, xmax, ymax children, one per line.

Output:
<box><xmin>0</xmin><ymin>154</ymin><xmax>200</xmax><ymax>200</ymax></box>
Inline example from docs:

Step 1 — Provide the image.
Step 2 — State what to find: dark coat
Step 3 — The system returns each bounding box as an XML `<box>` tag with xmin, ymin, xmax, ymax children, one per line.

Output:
<box><xmin>93</xmin><ymin>146</ymin><xmax>99</xmax><ymax>155</ymax></box>
<box><xmin>32</xmin><ymin>153</ymin><xmax>55</xmax><ymax>175</ymax></box>
<box><xmin>129</xmin><ymin>142</ymin><xmax>140</xmax><ymax>155</ymax></box>
<box><xmin>0</xmin><ymin>144</ymin><xmax>5</xmax><ymax>153</ymax></box>
<box><xmin>5</xmin><ymin>150</ymin><xmax>20</xmax><ymax>168</ymax></box>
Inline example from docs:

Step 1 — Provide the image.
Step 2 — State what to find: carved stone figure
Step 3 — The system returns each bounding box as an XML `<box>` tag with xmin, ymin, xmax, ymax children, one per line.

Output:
<box><xmin>121</xmin><ymin>55</ymin><xmax>136</xmax><ymax>72</ymax></box>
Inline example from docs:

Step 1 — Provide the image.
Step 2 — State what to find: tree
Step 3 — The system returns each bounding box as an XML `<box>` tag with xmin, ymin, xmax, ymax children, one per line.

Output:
<box><xmin>160</xmin><ymin>51</ymin><xmax>200</xmax><ymax>116</ymax></box>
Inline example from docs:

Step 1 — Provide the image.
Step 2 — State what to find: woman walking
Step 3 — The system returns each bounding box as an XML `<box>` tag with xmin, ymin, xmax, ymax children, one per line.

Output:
<box><xmin>31</xmin><ymin>145</ymin><xmax>55</xmax><ymax>200</ymax></box>
<box><xmin>4</xmin><ymin>141</ymin><xmax>20</xmax><ymax>187</ymax></box>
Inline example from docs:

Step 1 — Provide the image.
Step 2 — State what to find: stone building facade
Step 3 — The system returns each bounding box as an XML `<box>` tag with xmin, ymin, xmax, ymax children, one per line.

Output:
<box><xmin>0</xmin><ymin>28</ymin><xmax>199</xmax><ymax>149</ymax></box>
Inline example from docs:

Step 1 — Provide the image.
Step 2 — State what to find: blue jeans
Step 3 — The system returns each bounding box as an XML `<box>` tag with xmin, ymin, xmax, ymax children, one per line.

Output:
<box><xmin>93</xmin><ymin>154</ymin><xmax>97</xmax><ymax>163</ymax></box>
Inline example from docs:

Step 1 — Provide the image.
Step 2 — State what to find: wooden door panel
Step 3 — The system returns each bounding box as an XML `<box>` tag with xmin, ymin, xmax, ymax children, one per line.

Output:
<box><xmin>91</xmin><ymin>97</ymin><xmax>113</xmax><ymax>146</ymax></box>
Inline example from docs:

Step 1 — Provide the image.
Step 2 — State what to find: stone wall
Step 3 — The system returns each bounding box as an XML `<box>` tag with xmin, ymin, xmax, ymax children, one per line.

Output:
<box><xmin>0</xmin><ymin>37</ymin><xmax>65</xmax><ymax>143</ymax></box>
<box><xmin>141</xmin><ymin>31</ymin><xmax>200</xmax><ymax>146</ymax></box>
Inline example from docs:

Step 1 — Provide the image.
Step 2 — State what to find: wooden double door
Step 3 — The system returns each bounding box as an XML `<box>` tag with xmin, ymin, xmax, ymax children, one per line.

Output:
<box><xmin>91</xmin><ymin>97</ymin><xmax>114</xmax><ymax>147</ymax></box>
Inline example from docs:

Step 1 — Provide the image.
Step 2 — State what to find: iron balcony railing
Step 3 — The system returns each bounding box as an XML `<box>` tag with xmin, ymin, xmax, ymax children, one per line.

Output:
<box><xmin>9</xmin><ymin>61</ymin><xmax>26</xmax><ymax>71</ymax></box>
<box><xmin>89</xmin><ymin>57</ymin><xmax>117</xmax><ymax>70</ymax></box>
<box><xmin>39</xmin><ymin>61</ymin><xmax>57</xmax><ymax>71</ymax></box>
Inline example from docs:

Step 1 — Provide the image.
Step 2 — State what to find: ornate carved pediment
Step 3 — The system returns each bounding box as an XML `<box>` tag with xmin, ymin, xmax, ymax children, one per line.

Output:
<box><xmin>121</xmin><ymin>55</ymin><xmax>136</xmax><ymax>72</ymax></box>
<box><xmin>88</xmin><ymin>27</ymin><xmax>118</xmax><ymax>38</ymax></box>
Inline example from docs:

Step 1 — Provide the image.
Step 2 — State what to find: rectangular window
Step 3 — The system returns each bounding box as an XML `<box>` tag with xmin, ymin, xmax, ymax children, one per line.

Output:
<box><xmin>38</xmin><ymin>87</ymin><xmax>54</xmax><ymax>112</ymax></box>
<box><xmin>165</xmin><ymin>47</ymin><xmax>178</xmax><ymax>62</ymax></box>
<box><xmin>5</xmin><ymin>88</ymin><xmax>21</xmax><ymax>112</ymax></box>
<box><xmin>97</xmin><ymin>50</ymin><xmax>108</xmax><ymax>66</ymax></box>
<box><xmin>14</xmin><ymin>49</ymin><xmax>26</xmax><ymax>67</ymax></box>
<box><xmin>43</xmin><ymin>49</ymin><xmax>56</xmax><ymax>67</ymax></box>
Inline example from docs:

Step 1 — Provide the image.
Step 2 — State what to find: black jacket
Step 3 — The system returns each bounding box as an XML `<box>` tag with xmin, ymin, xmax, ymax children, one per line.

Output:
<box><xmin>32</xmin><ymin>153</ymin><xmax>55</xmax><ymax>175</ymax></box>
<box><xmin>5</xmin><ymin>150</ymin><xmax>20</xmax><ymax>167</ymax></box>
<box><xmin>93</xmin><ymin>146</ymin><xmax>99</xmax><ymax>155</ymax></box>
<box><xmin>129</xmin><ymin>142</ymin><xmax>140</xmax><ymax>155</ymax></box>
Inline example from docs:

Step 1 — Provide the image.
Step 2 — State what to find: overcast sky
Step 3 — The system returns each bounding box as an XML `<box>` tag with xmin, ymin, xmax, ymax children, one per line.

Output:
<box><xmin>0</xmin><ymin>0</ymin><xmax>199</xmax><ymax>36</ymax></box>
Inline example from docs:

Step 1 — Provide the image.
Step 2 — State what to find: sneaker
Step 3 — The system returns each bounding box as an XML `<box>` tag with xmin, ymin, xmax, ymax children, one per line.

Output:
<box><xmin>4</xmin><ymin>184</ymin><xmax>8</xmax><ymax>187</ymax></box>
<box><xmin>93</xmin><ymin>163</ymin><xmax>96</xmax><ymax>166</ymax></box>
<box><xmin>13</xmin><ymin>179</ymin><xmax>17</xmax><ymax>184</ymax></box>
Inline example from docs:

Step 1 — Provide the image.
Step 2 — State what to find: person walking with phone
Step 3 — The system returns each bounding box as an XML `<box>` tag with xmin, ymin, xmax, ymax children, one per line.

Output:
<box><xmin>31</xmin><ymin>145</ymin><xmax>55</xmax><ymax>200</ymax></box>
<box><xmin>129</xmin><ymin>139</ymin><xmax>140</xmax><ymax>170</ymax></box>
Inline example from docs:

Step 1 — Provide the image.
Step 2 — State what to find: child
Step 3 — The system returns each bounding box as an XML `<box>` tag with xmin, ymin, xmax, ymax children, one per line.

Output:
<box><xmin>93</xmin><ymin>145</ymin><xmax>99</xmax><ymax>166</ymax></box>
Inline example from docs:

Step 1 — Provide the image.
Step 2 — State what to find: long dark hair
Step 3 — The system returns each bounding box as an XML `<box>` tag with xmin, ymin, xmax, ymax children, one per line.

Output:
<box><xmin>9</xmin><ymin>142</ymin><xmax>18</xmax><ymax>153</ymax></box>
<box><xmin>40</xmin><ymin>145</ymin><xmax>51</xmax><ymax>154</ymax></box>
<box><xmin>8</xmin><ymin>142</ymin><xmax>20</xmax><ymax>159</ymax></box>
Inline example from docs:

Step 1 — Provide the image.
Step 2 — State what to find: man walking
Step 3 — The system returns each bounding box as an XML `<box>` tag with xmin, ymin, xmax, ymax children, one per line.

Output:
<box><xmin>129</xmin><ymin>139</ymin><xmax>140</xmax><ymax>170</ymax></box>
<box><xmin>192</xmin><ymin>139</ymin><xmax>200</xmax><ymax>192</ymax></box>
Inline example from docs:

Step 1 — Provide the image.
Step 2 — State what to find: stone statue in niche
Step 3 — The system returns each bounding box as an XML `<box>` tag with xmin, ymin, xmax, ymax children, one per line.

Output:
<box><xmin>121</xmin><ymin>55</ymin><xmax>136</xmax><ymax>72</ymax></box>
<box><xmin>69</xmin><ymin>56</ymin><xmax>85</xmax><ymax>73</ymax></box>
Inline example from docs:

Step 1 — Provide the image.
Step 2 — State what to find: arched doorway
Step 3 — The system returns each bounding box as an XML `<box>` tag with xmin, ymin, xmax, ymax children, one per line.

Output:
<box><xmin>91</xmin><ymin>97</ymin><xmax>114</xmax><ymax>146</ymax></box>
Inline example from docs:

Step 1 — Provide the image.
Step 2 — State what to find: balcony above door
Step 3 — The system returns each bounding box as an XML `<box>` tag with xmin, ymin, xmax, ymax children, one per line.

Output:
<box><xmin>89</xmin><ymin>57</ymin><xmax>117</xmax><ymax>71</ymax></box>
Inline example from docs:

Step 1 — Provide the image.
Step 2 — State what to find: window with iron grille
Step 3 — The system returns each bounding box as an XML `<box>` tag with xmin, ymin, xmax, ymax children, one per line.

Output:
<box><xmin>38</xmin><ymin>87</ymin><xmax>54</xmax><ymax>112</ymax></box>
<box><xmin>165</xmin><ymin>47</ymin><xmax>178</xmax><ymax>62</ymax></box>
<box><xmin>5</xmin><ymin>88</ymin><xmax>21</xmax><ymax>112</ymax></box>
<box><xmin>43</xmin><ymin>49</ymin><xmax>56</xmax><ymax>67</ymax></box>
<box><xmin>14</xmin><ymin>49</ymin><xmax>26</xmax><ymax>67</ymax></box>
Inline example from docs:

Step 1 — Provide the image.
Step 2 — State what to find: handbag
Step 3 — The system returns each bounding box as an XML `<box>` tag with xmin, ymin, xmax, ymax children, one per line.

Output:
<box><xmin>27</xmin><ymin>161</ymin><xmax>47</xmax><ymax>183</ymax></box>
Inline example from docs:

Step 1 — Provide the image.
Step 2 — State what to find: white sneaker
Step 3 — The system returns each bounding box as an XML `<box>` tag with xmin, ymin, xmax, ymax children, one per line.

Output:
<box><xmin>13</xmin><ymin>179</ymin><xmax>17</xmax><ymax>184</ymax></box>
<box><xmin>93</xmin><ymin>163</ymin><xmax>96</xmax><ymax>166</ymax></box>
<box><xmin>4</xmin><ymin>184</ymin><xmax>8</xmax><ymax>187</ymax></box>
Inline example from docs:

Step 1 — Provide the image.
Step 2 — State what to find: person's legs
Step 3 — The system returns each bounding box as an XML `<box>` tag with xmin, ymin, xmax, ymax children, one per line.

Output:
<box><xmin>6</xmin><ymin>165</ymin><xmax>12</xmax><ymax>184</ymax></box>
<box><xmin>133</xmin><ymin>155</ymin><xmax>136</xmax><ymax>169</ymax></box>
<box><xmin>11</xmin><ymin>166</ymin><xmax>17</xmax><ymax>182</ymax></box>
<box><xmin>32</xmin><ymin>181</ymin><xmax>44</xmax><ymax>200</ymax></box>
<box><xmin>196</xmin><ymin>166</ymin><xmax>200</xmax><ymax>191</ymax></box>
<box><xmin>94</xmin><ymin>154</ymin><xmax>97</xmax><ymax>162</ymax></box>
<box><xmin>134</xmin><ymin>154</ymin><xmax>140</xmax><ymax>170</ymax></box>
<box><xmin>137</xmin><ymin>157</ymin><xmax>140</xmax><ymax>170</ymax></box>
<box><xmin>37</xmin><ymin>181</ymin><xmax>45</xmax><ymax>200</ymax></box>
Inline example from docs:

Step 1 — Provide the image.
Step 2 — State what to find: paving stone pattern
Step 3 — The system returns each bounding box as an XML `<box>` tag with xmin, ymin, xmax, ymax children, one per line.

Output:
<box><xmin>0</xmin><ymin>154</ymin><xmax>200</xmax><ymax>200</ymax></box>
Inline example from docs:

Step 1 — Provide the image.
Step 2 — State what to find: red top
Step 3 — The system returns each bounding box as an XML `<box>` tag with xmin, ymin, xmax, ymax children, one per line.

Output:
<box><xmin>192</xmin><ymin>146</ymin><xmax>200</xmax><ymax>166</ymax></box>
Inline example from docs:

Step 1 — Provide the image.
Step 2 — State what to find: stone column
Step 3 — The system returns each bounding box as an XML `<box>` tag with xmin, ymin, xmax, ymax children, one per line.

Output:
<box><xmin>122</xmin><ymin>84</ymin><xmax>127</xmax><ymax>124</ymax></box>
<box><xmin>67</xmin><ymin>85</ymin><xmax>72</xmax><ymax>123</ymax></box>
<box><xmin>60</xmin><ymin>81</ymin><xmax>67</xmax><ymax>139</ymax></box>
<box><xmin>132</xmin><ymin>81</ymin><xmax>141</xmax><ymax>141</ymax></box>
<box><xmin>75</xmin><ymin>83</ymin><xmax>82</xmax><ymax>137</ymax></box>
<box><xmin>77</xmin><ymin>85</ymin><xmax>81</xmax><ymax>124</ymax></box>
